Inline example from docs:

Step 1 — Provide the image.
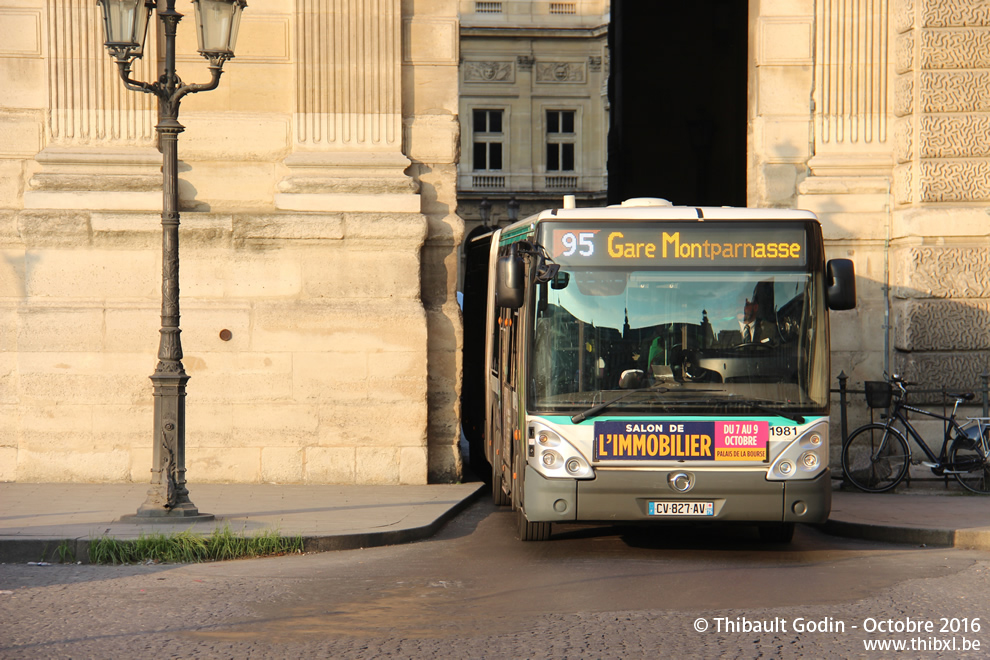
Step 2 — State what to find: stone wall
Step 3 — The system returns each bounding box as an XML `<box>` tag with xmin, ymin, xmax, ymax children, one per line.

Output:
<box><xmin>890</xmin><ymin>0</ymin><xmax>990</xmax><ymax>393</ymax></box>
<box><xmin>0</xmin><ymin>0</ymin><xmax>462</xmax><ymax>484</ymax></box>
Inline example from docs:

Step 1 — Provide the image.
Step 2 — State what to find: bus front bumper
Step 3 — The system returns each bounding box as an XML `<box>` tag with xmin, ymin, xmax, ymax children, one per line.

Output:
<box><xmin>523</xmin><ymin>466</ymin><xmax>831</xmax><ymax>524</ymax></box>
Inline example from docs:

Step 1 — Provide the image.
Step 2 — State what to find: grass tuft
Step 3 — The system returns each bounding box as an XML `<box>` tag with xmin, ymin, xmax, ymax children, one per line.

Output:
<box><xmin>88</xmin><ymin>525</ymin><xmax>304</xmax><ymax>565</ymax></box>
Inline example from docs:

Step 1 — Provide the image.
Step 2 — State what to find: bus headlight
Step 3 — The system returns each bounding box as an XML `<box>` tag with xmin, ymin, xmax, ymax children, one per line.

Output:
<box><xmin>767</xmin><ymin>424</ymin><xmax>828</xmax><ymax>481</ymax></box>
<box><xmin>528</xmin><ymin>426</ymin><xmax>594</xmax><ymax>479</ymax></box>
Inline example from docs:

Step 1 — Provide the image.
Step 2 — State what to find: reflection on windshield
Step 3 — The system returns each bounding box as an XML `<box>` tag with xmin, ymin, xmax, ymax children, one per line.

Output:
<box><xmin>531</xmin><ymin>270</ymin><xmax>828</xmax><ymax>414</ymax></box>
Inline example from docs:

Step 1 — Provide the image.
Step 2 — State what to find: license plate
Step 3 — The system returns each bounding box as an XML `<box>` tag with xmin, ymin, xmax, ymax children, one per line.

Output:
<box><xmin>648</xmin><ymin>501</ymin><xmax>714</xmax><ymax>516</ymax></box>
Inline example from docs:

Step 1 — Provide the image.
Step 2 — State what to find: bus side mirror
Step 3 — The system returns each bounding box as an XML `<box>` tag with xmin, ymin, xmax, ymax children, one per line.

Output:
<box><xmin>826</xmin><ymin>258</ymin><xmax>856</xmax><ymax>310</ymax></box>
<box><xmin>496</xmin><ymin>254</ymin><xmax>525</xmax><ymax>309</ymax></box>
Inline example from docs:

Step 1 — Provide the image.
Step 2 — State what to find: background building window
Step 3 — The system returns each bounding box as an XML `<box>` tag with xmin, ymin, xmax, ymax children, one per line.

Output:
<box><xmin>546</xmin><ymin>110</ymin><xmax>575</xmax><ymax>171</ymax></box>
<box><xmin>473</xmin><ymin>109</ymin><xmax>504</xmax><ymax>171</ymax></box>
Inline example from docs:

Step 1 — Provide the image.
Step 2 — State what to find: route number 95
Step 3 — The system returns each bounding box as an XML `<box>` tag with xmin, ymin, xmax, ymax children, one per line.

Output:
<box><xmin>560</xmin><ymin>231</ymin><xmax>595</xmax><ymax>257</ymax></box>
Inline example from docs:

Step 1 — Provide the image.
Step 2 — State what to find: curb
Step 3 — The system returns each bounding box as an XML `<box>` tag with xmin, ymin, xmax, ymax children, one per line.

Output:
<box><xmin>0</xmin><ymin>483</ymin><xmax>486</xmax><ymax>565</ymax></box>
<box><xmin>820</xmin><ymin>519</ymin><xmax>990</xmax><ymax>551</ymax></box>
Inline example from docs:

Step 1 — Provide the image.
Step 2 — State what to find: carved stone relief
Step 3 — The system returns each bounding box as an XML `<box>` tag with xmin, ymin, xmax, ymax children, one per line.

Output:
<box><xmin>921</xmin><ymin>1</ymin><xmax>990</xmax><ymax>28</ymax></box>
<box><xmin>893</xmin><ymin>352</ymin><xmax>990</xmax><ymax>394</ymax></box>
<box><xmin>894</xmin><ymin>30</ymin><xmax>914</xmax><ymax>74</ymax></box>
<box><xmin>535</xmin><ymin>62</ymin><xmax>586</xmax><ymax>83</ymax></box>
<box><xmin>894</xmin><ymin>0</ymin><xmax>915</xmax><ymax>34</ymax></box>
<box><xmin>922</xmin><ymin>29</ymin><xmax>990</xmax><ymax>68</ymax></box>
<box><xmin>920</xmin><ymin>162</ymin><xmax>990</xmax><ymax>202</ymax></box>
<box><xmin>463</xmin><ymin>61</ymin><xmax>514</xmax><ymax>82</ymax></box>
<box><xmin>922</xmin><ymin>71</ymin><xmax>990</xmax><ymax>113</ymax></box>
<box><xmin>920</xmin><ymin>115</ymin><xmax>990</xmax><ymax>158</ymax></box>
<box><xmin>895</xmin><ymin>246</ymin><xmax>990</xmax><ymax>298</ymax></box>
<box><xmin>894</xmin><ymin>299</ymin><xmax>990</xmax><ymax>351</ymax></box>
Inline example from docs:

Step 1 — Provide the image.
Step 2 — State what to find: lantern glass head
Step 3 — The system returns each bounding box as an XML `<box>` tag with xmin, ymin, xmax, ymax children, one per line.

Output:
<box><xmin>192</xmin><ymin>0</ymin><xmax>247</xmax><ymax>58</ymax></box>
<box><xmin>97</xmin><ymin>0</ymin><xmax>154</xmax><ymax>58</ymax></box>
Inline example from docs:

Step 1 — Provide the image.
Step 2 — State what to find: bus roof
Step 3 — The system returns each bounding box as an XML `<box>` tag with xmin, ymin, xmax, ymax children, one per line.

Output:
<box><xmin>495</xmin><ymin>201</ymin><xmax>819</xmax><ymax>246</ymax></box>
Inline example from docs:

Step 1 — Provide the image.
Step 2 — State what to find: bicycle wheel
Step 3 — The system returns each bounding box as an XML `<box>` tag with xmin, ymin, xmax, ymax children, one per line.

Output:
<box><xmin>842</xmin><ymin>424</ymin><xmax>910</xmax><ymax>493</ymax></box>
<box><xmin>949</xmin><ymin>431</ymin><xmax>990</xmax><ymax>494</ymax></box>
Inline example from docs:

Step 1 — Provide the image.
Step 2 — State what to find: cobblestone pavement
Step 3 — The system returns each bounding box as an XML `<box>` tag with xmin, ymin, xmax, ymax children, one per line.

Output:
<box><xmin>3</xmin><ymin>501</ymin><xmax>990</xmax><ymax>658</ymax></box>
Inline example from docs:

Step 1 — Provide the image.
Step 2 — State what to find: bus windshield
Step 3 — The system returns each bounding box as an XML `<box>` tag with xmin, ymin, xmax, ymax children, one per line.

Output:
<box><xmin>530</xmin><ymin>268</ymin><xmax>829</xmax><ymax>415</ymax></box>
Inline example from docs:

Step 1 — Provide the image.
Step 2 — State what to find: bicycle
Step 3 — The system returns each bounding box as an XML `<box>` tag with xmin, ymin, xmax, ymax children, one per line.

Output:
<box><xmin>841</xmin><ymin>375</ymin><xmax>990</xmax><ymax>493</ymax></box>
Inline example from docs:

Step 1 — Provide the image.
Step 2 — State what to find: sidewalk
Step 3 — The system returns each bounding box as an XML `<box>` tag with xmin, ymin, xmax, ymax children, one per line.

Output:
<box><xmin>0</xmin><ymin>482</ymin><xmax>485</xmax><ymax>564</ymax></box>
<box><xmin>825</xmin><ymin>488</ymin><xmax>990</xmax><ymax>550</ymax></box>
<box><xmin>1</xmin><ymin>481</ymin><xmax>990</xmax><ymax>564</ymax></box>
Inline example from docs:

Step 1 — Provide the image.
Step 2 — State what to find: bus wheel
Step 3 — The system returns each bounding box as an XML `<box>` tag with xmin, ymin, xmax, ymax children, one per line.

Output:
<box><xmin>492</xmin><ymin>463</ymin><xmax>510</xmax><ymax>507</ymax></box>
<box><xmin>518</xmin><ymin>508</ymin><xmax>551</xmax><ymax>542</ymax></box>
<box><xmin>758</xmin><ymin>523</ymin><xmax>795</xmax><ymax>544</ymax></box>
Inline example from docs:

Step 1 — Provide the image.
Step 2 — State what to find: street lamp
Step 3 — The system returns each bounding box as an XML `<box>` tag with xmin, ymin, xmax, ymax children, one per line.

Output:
<box><xmin>97</xmin><ymin>0</ymin><xmax>247</xmax><ymax>521</ymax></box>
<box><xmin>507</xmin><ymin>197</ymin><xmax>520</xmax><ymax>223</ymax></box>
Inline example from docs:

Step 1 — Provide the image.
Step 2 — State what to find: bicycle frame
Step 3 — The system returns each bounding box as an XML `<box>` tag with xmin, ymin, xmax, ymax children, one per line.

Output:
<box><xmin>882</xmin><ymin>398</ymin><xmax>966</xmax><ymax>468</ymax></box>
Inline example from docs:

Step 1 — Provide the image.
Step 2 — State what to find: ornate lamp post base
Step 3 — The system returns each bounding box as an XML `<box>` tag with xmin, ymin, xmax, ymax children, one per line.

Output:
<box><xmin>121</xmin><ymin>370</ymin><xmax>214</xmax><ymax>523</ymax></box>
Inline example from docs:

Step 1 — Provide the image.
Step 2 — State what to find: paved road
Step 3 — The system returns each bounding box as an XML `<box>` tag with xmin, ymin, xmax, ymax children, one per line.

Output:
<box><xmin>3</xmin><ymin>499</ymin><xmax>990</xmax><ymax>658</ymax></box>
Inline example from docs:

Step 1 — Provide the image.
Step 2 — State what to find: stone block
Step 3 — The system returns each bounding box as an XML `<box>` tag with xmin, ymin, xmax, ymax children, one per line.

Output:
<box><xmin>187</xmin><ymin>447</ymin><xmax>262</xmax><ymax>483</ymax></box>
<box><xmin>16</xmin><ymin>447</ymin><xmax>131</xmax><ymax>483</ymax></box>
<box><xmin>16</xmin><ymin>307</ymin><xmax>103</xmax><ymax>352</ymax></box>
<box><xmin>428</xmin><ymin>444</ymin><xmax>462</xmax><ymax>484</ymax></box>
<box><xmin>341</xmin><ymin>213</ymin><xmax>428</xmax><ymax>243</ymax></box>
<box><xmin>318</xmin><ymin>400</ymin><xmax>427</xmax><ymax>448</ymax></box>
<box><xmin>399</xmin><ymin>446</ymin><xmax>429</xmax><ymax>485</ymax></box>
<box><xmin>402</xmin><ymin>114</ymin><xmax>460</xmax><ymax>165</ymax></box>
<box><xmin>756</xmin><ymin>65</ymin><xmax>813</xmax><ymax>116</ymax></box>
<box><xmin>233</xmin><ymin>213</ymin><xmax>345</xmax><ymax>242</ymax></box>
<box><xmin>0</xmin><ymin>58</ymin><xmax>46</xmax><ymax>108</ymax></box>
<box><xmin>0</xmin><ymin>159</ymin><xmax>25</xmax><ymax>207</ymax></box>
<box><xmin>24</xmin><ymin>249</ymin><xmax>158</xmax><ymax>299</ymax></box>
<box><xmin>91</xmin><ymin>405</ymin><xmax>150</xmax><ymax>438</ymax></box>
<box><xmin>366</xmin><ymin>350</ymin><xmax>427</xmax><ymax>381</ymax></box>
<box><xmin>0</xmin><ymin>447</ymin><xmax>16</xmax><ymax>481</ymax></box>
<box><xmin>261</xmin><ymin>447</ymin><xmax>305</xmax><ymax>483</ymax></box>
<box><xmin>301</xmin><ymin>247</ymin><xmax>422</xmax><ymax>299</ymax></box>
<box><xmin>893</xmin><ymin>299</ymin><xmax>990</xmax><ymax>352</ymax></box>
<box><xmin>894</xmin><ymin>245</ymin><xmax>990</xmax><ymax>298</ymax></box>
<box><xmin>0</xmin><ymin>352</ymin><xmax>16</xmax><ymax>404</ymax></box>
<box><xmin>180</xmin><ymin>251</ymin><xmax>303</xmax><ymax>299</ymax></box>
<box><xmin>292</xmin><ymin>352</ymin><xmax>370</xmax><ymax>401</ymax></box>
<box><xmin>894</xmin><ymin>351</ymin><xmax>990</xmax><ymax>397</ymax></box>
<box><xmin>17</xmin><ymin>369</ymin><xmax>148</xmax><ymax>406</ymax></box>
<box><xmin>251</xmin><ymin>300</ymin><xmax>428</xmax><ymax>354</ymax></box>
<box><xmin>176</xmin><ymin>306</ymin><xmax>252</xmax><ymax>353</ymax></box>
<box><xmin>305</xmin><ymin>446</ymin><xmax>356</xmax><ymax>484</ymax></box>
<box><xmin>19</xmin><ymin>404</ymin><xmax>93</xmax><ymax>433</ymax></box>
<box><xmin>355</xmin><ymin>447</ymin><xmax>400</xmax><ymax>485</ymax></box>
<box><xmin>182</xmin><ymin>354</ymin><xmax>294</xmax><ymax>404</ymax></box>
<box><xmin>130</xmin><ymin>446</ymin><xmax>153</xmax><ymax>483</ymax></box>
<box><xmin>103</xmin><ymin>307</ymin><xmax>161</xmax><ymax>354</ymax></box>
<box><xmin>181</xmin><ymin>161</ymin><xmax>277</xmax><ymax>211</ymax></box>
<box><xmin>179</xmin><ymin>114</ymin><xmax>292</xmax><ymax>160</ymax></box>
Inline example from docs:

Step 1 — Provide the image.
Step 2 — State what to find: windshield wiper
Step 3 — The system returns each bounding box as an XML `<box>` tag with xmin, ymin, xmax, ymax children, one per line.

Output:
<box><xmin>717</xmin><ymin>398</ymin><xmax>806</xmax><ymax>424</ymax></box>
<box><xmin>570</xmin><ymin>386</ymin><xmax>724</xmax><ymax>424</ymax></box>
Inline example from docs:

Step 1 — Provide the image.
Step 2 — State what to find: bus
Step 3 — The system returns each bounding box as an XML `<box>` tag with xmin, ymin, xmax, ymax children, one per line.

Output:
<box><xmin>468</xmin><ymin>198</ymin><xmax>856</xmax><ymax>542</ymax></box>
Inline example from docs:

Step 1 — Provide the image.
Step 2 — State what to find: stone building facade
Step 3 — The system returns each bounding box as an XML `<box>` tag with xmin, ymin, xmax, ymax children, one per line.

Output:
<box><xmin>456</xmin><ymin>0</ymin><xmax>609</xmax><ymax>228</ymax></box>
<box><xmin>0</xmin><ymin>0</ymin><xmax>462</xmax><ymax>484</ymax></box>
<box><xmin>1</xmin><ymin>0</ymin><xmax>989</xmax><ymax>484</ymax></box>
<box><xmin>749</xmin><ymin>0</ymin><xmax>990</xmax><ymax>408</ymax></box>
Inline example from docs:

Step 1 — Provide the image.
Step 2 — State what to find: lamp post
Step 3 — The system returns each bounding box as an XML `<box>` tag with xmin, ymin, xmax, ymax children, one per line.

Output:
<box><xmin>506</xmin><ymin>197</ymin><xmax>520</xmax><ymax>223</ymax></box>
<box><xmin>97</xmin><ymin>0</ymin><xmax>246</xmax><ymax>521</ymax></box>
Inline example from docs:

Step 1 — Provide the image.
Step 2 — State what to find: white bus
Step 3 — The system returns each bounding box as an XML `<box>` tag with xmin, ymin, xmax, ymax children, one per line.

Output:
<box><xmin>473</xmin><ymin>199</ymin><xmax>856</xmax><ymax>541</ymax></box>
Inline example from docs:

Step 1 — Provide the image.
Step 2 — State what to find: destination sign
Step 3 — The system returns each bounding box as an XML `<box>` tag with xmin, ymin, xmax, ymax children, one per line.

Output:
<box><xmin>546</xmin><ymin>223</ymin><xmax>807</xmax><ymax>267</ymax></box>
<box><xmin>593</xmin><ymin>420</ymin><xmax>770</xmax><ymax>462</ymax></box>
